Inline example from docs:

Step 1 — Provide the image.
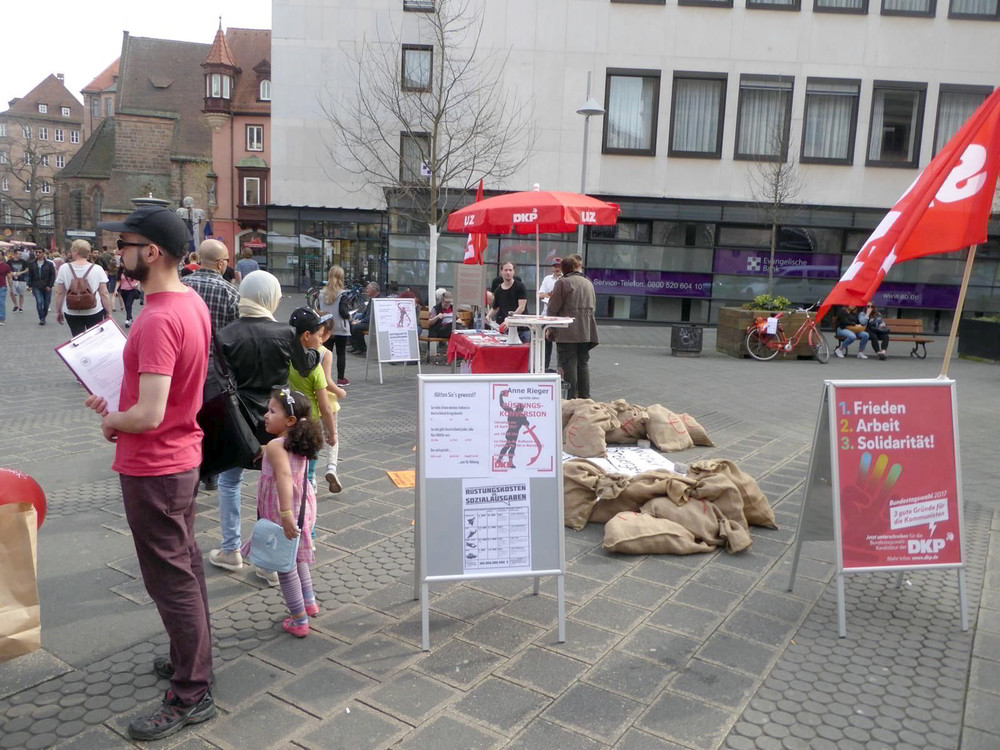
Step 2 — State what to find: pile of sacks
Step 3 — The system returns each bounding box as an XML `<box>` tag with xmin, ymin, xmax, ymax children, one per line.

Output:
<box><xmin>564</xmin><ymin>459</ymin><xmax>777</xmax><ymax>555</ymax></box>
<box><xmin>563</xmin><ymin>398</ymin><xmax>714</xmax><ymax>458</ymax></box>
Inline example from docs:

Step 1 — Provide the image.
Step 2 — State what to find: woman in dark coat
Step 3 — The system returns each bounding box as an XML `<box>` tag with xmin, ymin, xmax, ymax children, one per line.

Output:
<box><xmin>546</xmin><ymin>254</ymin><xmax>599</xmax><ymax>399</ymax></box>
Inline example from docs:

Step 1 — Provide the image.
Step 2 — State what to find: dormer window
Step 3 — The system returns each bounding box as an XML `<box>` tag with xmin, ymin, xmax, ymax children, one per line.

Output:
<box><xmin>38</xmin><ymin>104</ymin><xmax>48</xmax><ymax>114</ymax></box>
<box><xmin>260</xmin><ymin>80</ymin><xmax>271</xmax><ymax>101</ymax></box>
<box><xmin>206</xmin><ymin>73</ymin><xmax>232</xmax><ymax>99</ymax></box>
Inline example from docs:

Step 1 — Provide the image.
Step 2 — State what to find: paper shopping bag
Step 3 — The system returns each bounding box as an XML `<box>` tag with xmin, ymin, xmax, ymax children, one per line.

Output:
<box><xmin>0</xmin><ymin>503</ymin><xmax>41</xmax><ymax>662</ymax></box>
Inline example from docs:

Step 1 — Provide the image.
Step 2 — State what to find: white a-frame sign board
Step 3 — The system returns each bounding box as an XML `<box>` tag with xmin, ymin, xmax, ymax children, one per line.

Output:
<box><xmin>788</xmin><ymin>378</ymin><xmax>967</xmax><ymax>637</ymax></box>
<box><xmin>365</xmin><ymin>297</ymin><xmax>421</xmax><ymax>384</ymax></box>
<box><xmin>414</xmin><ymin>373</ymin><xmax>566</xmax><ymax>650</ymax></box>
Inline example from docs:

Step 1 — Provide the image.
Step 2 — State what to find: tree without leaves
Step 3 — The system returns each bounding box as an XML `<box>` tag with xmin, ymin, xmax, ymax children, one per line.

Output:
<box><xmin>0</xmin><ymin>119</ymin><xmax>61</xmax><ymax>243</ymax></box>
<box><xmin>321</xmin><ymin>0</ymin><xmax>535</xmax><ymax>297</ymax></box>
<box><xmin>745</xmin><ymin>127</ymin><xmax>804</xmax><ymax>298</ymax></box>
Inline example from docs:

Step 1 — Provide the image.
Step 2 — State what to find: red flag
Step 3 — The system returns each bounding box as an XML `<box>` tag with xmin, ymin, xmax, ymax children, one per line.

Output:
<box><xmin>818</xmin><ymin>88</ymin><xmax>1000</xmax><ymax>322</ymax></box>
<box><xmin>463</xmin><ymin>179</ymin><xmax>487</xmax><ymax>265</ymax></box>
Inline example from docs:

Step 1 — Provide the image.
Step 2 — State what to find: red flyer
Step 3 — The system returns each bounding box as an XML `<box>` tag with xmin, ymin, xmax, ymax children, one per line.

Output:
<box><xmin>833</xmin><ymin>382</ymin><xmax>962</xmax><ymax>570</ymax></box>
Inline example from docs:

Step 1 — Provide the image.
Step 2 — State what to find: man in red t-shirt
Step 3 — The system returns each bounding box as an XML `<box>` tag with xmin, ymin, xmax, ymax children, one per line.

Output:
<box><xmin>89</xmin><ymin>206</ymin><xmax>215</xmax><ymax>742</ymax></box>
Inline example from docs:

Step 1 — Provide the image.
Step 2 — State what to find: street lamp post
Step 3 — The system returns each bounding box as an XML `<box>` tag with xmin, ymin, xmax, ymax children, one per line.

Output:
<box><xmin>576</xmin><ymin>71</ymin><xmax>605</xmax><ymax>257</ymax></box>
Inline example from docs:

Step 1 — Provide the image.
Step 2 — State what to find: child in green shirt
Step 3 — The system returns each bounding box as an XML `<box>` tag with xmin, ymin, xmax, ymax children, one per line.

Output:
<box><xmin>288</xmin><ymin>308</ymin><xmax>340</xmax><ymax>491</ymax></box>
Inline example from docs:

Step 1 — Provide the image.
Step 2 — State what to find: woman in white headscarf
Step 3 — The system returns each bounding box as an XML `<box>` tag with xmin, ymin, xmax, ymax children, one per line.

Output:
<box><xmin>209</xmin><ymin>271</ymin><xmax>319</xmax><ymax>585</ymax></box>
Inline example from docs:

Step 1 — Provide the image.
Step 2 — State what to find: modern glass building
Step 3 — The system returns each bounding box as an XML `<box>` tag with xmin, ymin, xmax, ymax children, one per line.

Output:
<box><xmin>271</xmin><ymin>0</ymin><xmax>999</xmax><ymax>329</ymax></box>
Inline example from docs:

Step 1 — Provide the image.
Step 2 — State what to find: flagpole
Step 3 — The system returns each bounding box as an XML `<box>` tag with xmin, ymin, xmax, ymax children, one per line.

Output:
<box><xmin>940</xmin><ymin>244</ymin><xmax>977</xmax><ymax>379</ymax></box>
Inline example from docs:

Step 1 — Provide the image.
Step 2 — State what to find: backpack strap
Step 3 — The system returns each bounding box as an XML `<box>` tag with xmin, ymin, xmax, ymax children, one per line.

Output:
<box><xmin>82</xmin><ymin>263</ymin><xmax>95</xmax><ymax>280</ymax></box>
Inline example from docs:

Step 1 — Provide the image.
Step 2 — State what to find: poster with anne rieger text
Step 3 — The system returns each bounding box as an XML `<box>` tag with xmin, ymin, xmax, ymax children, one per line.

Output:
<box><xmin>423</xmin><ymin>380</ymin><xmax>558</xmax><ymax>479</ymax></box>
<box><xmin>834</xmin><ymin>384</ymin><xmax>962</xmax><ymax>570</ymax></box>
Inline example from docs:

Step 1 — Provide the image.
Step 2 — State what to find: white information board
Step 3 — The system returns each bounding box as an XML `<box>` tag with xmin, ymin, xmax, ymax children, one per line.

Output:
<box><xmin>416</xmin><ymin>374</ymin><xmax>565</xmax><ymax>650</ymax></box>
<box><xmin>365</xmin><ymin>297</ymin><xmax>421</xmax><ymax>384</ymax></box>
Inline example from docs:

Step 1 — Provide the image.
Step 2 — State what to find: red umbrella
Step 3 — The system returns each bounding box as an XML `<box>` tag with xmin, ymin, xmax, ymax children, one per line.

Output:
<box><xmin>447</xmin><ymin>186</ymin><xmax>619</xmax><ymax>235</ymax></box>
<box><xmin>447</xmin><ymin>185</ymin><xmax>620</xmax><ymax>311</ymax></box>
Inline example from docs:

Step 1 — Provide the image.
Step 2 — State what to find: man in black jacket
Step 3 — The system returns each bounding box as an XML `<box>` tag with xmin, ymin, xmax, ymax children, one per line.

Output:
<box><xmin>207</xmin><ymin>271</ymin><xmax>318</xmax><ymax>583</ymax></box>
<box><xmin>26</xmin><ymin>248</ymin><xmax>56</xmax><ymax>324</ymax></box>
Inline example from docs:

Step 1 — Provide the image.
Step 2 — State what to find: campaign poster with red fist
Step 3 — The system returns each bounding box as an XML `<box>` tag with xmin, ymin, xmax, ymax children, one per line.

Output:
<box><xmin>833</xmin><ymin>382</ymin><xmax>963</xmax><ymax>571</ymax></box>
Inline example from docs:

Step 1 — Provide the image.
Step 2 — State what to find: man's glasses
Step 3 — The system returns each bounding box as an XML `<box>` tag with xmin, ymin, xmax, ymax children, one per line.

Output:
<box><xmin>116</xmin><ymin>239</ymin><xmax>148</xmax><ymax>251</ymax></box>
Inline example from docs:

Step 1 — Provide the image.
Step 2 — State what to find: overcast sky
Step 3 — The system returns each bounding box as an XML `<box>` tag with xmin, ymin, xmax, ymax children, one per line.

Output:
<box><xmin>2</xmin><ymin>1</ymin><xmax>272</xmax><ymax>110</ymax></box>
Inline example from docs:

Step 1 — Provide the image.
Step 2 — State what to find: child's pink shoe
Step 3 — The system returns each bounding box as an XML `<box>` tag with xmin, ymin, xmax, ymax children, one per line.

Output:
<box><xmin>305</xmin><ymin>601</ymin><xmax>320</xmax><ymax>617</ymax></box>
<box><xmin>283</xmin><ymin>617</ymin><xmax>309</xmax><ymax>638</ymax></box>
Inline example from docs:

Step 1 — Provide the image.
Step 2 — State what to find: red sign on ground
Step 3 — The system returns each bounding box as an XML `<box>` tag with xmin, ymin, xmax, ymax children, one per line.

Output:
<box><xmin>834</xmin><ymin>383</ymin><xmax>962</xmax><ymax>570</ymax></box>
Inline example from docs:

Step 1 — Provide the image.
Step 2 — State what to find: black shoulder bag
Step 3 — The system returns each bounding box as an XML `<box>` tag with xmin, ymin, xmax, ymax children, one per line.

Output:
<box><xmin>197</xmin><ymin>334</ymin><xmax>262</xmax><ymax>476</ymax></box>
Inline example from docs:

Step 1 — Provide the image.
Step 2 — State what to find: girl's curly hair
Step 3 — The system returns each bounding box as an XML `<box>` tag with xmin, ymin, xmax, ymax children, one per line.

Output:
<box><xmin>271</xmin><ymin>388</ymin><xmax>324</xmax><ymax>459</ymax></box>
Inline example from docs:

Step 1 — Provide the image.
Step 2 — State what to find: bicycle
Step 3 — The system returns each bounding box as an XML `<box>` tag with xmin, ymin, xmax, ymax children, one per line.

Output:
<box><xmin>305</xmin><ymin>280</ymin><xmax>368</xmax><ymax>313</ymax></box>
<box><xmin>745</xmin><ymin>303</ymin><xmax>830</xmax><ymax>364</ymax></box>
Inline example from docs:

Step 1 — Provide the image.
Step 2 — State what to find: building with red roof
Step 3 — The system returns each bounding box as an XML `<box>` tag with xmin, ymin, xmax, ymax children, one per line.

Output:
<box><xmin>201</xmin><ymin>24</ymin><xmax>271</xmax><ymax>268</ymax></box>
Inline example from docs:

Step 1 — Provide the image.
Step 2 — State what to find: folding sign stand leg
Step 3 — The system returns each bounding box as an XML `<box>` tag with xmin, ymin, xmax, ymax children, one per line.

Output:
<box><xmin>787</xmin><ymin>537</ymin><xmax>805</xmax><ymax>592</ymax></box>
<box><xmin>533</xmin><ymin>576</ymin><xmax>540</xmax><ymax>595</ymax></box>
<box><xmin>958</xmin><ymin>568</ymin><xmax>969</xmax><ymax>631</ymax></box>
<box><xmin>894</xmin><ymin>570</ymin><xmax>905</xmax><ymax>589</ymax></box>
<box><xmin>837</xmin><ymin>572</ymin><xmax>848</xmax><ymax>638</ymax></box>
<box><xmin>421</xmin><ymin>582</ymin><xmax>430</xmax><ymax>651</ymax></box>
<box><xmin>557</xmin><ymin>574</ymin><xmax>566</xmax><ymax>643</ymax></box>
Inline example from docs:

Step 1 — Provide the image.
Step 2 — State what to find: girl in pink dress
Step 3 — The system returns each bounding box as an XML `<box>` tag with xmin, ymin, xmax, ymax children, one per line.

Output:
<box><xmin>244</xmin><ymin>388</ymin><xmax>322</xmax><ymax>637</ymax></box>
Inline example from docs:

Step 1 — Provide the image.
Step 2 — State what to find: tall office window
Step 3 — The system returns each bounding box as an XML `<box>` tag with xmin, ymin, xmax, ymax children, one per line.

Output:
<box><xmin>801</xmin><ymin>79</ymin><xmax>859</xmax><ymax>163</ymax></box>
<box><xmin>668</xmin><ymin>73</ymin><xmax>726</xmax><ymax>157</ymax></box>
<box><xmin>882</xmin><ymin>0</ymin><xmax>934</xmax><ymax>15</ymax></box>
<box><xmin>815</xmin><ymin>0</ymin><xmax>867</xmax><ymax>11</ymax></box>
<box><xmin>935</xmin><ymin>86</ymin><xmax>991</xmax><ymax>154</ymax></box>
<box><xmin>867</xmin><ymin>83</ymin><xmax>925</xmax><ymax>166</ymax></box>
<box><xmin>401</xmin><ymin>45</ymin><xmax>433</xmax><ymax>92</ymax></box>
<box><xmin>603</xmin><ymin>70</ymin><xmax>660</xmax><ymax>155</ymax></box>
<box><xmin>949</xmin><ymin>0</ymin><xmax>998</xmax><ymax>15</ymax></box>
<box><xmin>400</xmin><ymin>132</ymin><xmax>431</xmax><ymax>183</ymax></box>
<box><xmin>735</xmin><ymin>75</ymin><xmax>793</xmax><ymax>160</ymax></box>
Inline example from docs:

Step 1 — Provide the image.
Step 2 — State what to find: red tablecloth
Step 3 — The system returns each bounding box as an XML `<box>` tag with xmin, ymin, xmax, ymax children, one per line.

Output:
<box><xmin>447</xmin><ymin>333</ymin><xmax>531</xmax><ymax>374</ymax></box>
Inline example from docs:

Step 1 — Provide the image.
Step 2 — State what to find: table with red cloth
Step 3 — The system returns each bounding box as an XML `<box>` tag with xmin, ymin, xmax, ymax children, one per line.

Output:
<box><xmin>446</xmin><ymin>332</ymin><xmax>531</xmax><ymax>374</ymax></box>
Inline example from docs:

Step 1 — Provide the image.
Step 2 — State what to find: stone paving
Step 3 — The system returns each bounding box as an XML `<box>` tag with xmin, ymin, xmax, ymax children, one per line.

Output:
<box><xmin>0</xmin><ymin>298</ymin><xmax>998</xmax><ymax>749</ymax></box>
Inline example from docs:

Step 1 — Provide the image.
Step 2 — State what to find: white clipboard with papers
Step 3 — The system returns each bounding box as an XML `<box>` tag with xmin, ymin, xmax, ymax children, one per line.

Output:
<box><xmin>55</xmin><ymin>319</ymin><xmax>127</xmax><ymax>410</ymax></box>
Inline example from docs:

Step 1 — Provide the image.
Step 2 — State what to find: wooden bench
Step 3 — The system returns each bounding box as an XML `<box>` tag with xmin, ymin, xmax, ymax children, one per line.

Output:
<box><xmin>835</xmin><ymin>317</ymin><xmax>931</xmax><ymax>359</ymax></box>
<box><xmin>885</xmin><ymin>318</ymin><xmax>932</xmax><ymax>359</ymax></box>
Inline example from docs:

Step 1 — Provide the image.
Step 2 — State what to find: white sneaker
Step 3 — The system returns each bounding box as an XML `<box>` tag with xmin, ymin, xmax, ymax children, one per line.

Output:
<box><xmin>857</xmin><ymin>352</ymin><xmax>869</xmax><ymax>359</ymax></box>
<box><xmin>325</xmin><ymin>470</ymin><xmax>343</xmax><ymax>494</ymax></box>
<box><xmin>208</xmin><ymin>548</ymin><xmax>243</xmax><ymax>571</ymax></box>
<box><xmin>878</xmin><ymin>351</ymin><xmax>888</xmax><ymax>360</ymax></box>
<box><xmin>834</xmin><ymin>347</ymin><xmax>845</xmax><ymax>358</ymax></box>
<box><xmin>255</xmin><ymin>567</ymin><xmax>279</xmax><ymax>586</ymax></box>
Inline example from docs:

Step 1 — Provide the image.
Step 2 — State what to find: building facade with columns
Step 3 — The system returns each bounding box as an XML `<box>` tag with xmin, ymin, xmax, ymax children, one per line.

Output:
<box><xmin>272</xmin><ymin>0</ymin><xmax>1000</xmax><ymax>327</ymax></box>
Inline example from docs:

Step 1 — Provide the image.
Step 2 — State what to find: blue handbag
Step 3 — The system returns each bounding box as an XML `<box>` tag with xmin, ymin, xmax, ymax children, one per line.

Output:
<box><xmin>248</xmin><ymin>461</ymin><xmax>308</xmax><ymax>574</ymax></box>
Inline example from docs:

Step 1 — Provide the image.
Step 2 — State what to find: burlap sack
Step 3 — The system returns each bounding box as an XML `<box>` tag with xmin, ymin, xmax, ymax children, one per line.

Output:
<box><xmin>561</xmin><ymin>398</ymin><xmax>595</xmax><ymax>428</ymax></box>
<box><xmin>564</xmin><ymin>403</ymin><xmax>620</xmax><ymax>458</ymax></box>
<box><xmin>688</xmin><ymin>459</ymin><xmax>777</xmax><ymax>529</ymax></box>
<box><xmin>680</xmin><ymin>413</ymin><xmax>715</xmax><ymax>447</ymax></box>
<box><xmin>603</xmin><ymin>512</ymin><xmax>714</xmax><ymax>555</ymax></box>
<box><xmin>645</xmin><ymin>404</ymin><xmax>695</xmax><ymax>452</ymax></box>
<box><xmin>606</xmin><ymin>399</ymin><xmax>649</xmax><ymax>445</ymax></box>
<box><xmin>589</xmin><ymin>495</ymin><xmax>644</xmax><ymax>524</ymax></box>
<box><xmin>688</xmin><ymin>473</ymin><xmax>750</xmax><ymax>531</ymax></box>
<box><xmin>563</xmin><ymin>460</ymin><xmax>631</xmax><ymax>530</ymax></box>
<box><xmin>617</xmin><ymin>469</ymin><xmax>696</xmax><ymax>508</ymax></box>
<box><xmin>642</xmin><ymin>496</ymin><xmax>751</xmax><ymax>554</ymax></box>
